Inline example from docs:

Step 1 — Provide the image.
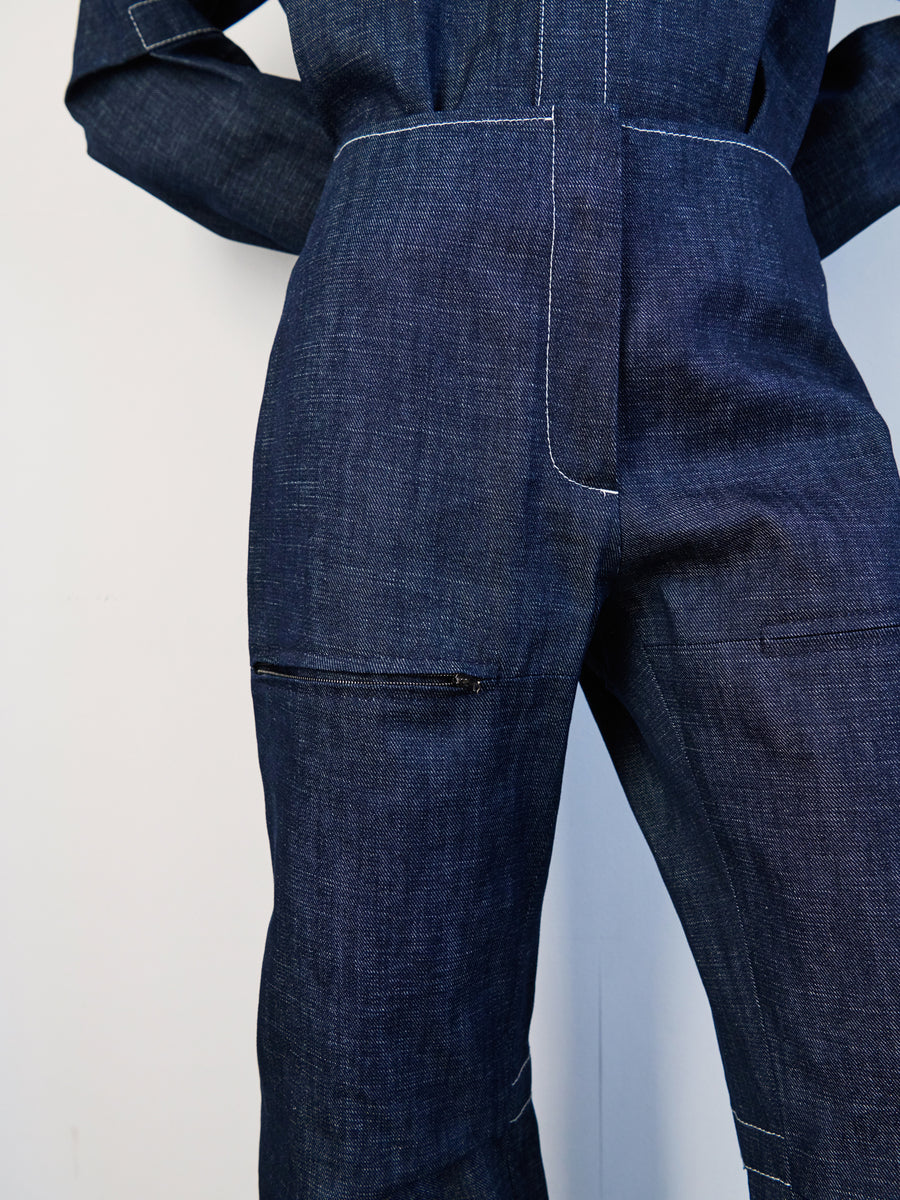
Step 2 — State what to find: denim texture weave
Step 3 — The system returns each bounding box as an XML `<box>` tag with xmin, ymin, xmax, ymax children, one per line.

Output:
<box><xmin>65</xmin><ymin>3</ymin><xmax>900</xmax><ymax>1198</ymax></box>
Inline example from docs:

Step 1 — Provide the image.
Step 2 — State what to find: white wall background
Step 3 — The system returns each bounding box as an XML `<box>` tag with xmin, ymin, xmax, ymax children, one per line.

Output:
<box><xmin>1</xmin><ymin>2</ymin><xmax>897</xmax><ymax>1197</ymax></box>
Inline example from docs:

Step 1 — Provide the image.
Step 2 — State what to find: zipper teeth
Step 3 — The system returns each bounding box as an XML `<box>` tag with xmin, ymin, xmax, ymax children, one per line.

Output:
<box><xmin>251</xmin><ymin>663</ymin><xmax>484</xmax><ymax>692</ymax></box>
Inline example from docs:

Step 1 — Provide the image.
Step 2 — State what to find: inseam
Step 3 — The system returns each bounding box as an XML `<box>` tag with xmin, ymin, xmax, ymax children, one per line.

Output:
<box><xmin>636</xmin><ymin>632</ymin><xmax>793</xmax><ymax>1185</ymax></box>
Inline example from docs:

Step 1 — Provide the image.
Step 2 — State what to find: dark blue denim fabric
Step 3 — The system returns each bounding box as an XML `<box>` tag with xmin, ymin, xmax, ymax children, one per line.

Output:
<box><xmin>64</xmin><ymin>1</ymin><xmax>900</xmax><ymax>259</ymax></box>
<box><xmin>66</xmin><ymin>4</ymin><xmax>900</xmax><ymax>1199</ymax></box>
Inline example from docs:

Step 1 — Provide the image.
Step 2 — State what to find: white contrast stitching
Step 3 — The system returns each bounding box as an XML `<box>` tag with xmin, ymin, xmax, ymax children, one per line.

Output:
<box><xmin>544</xmin><ymin>106</ymin><xmax>619</xmax><ymax>496</ymax></box>
<box><xmin>603</xmin><ymin>0</ymin><xmax>609</xmax><ymax>104</ymax></box>
<box><xmin>638</xmin><ymin>640</ymin><xmax>793</xmax><ymax>1164</ymax></box>
<box><xmin>509</xmin><ymin>1094</ymin><xmax>533</xmax><ymax>1123</ymax></box>
<box><xmin>622</xmin><ymin>123</ymin><xmax>791</xmax><ymax>176</ymax></box>
<box><xmin>139</xmin><ymin>27</ymin><xmax>218</xmax><ymax>49</ymax></box>
<box><xmin>127</xmin><ymin>0</ymin><xmax>216</xmax><ymax>51</ymax></box>
<box><xmin>511</xmin><ymin>1052</ymin><xmax>531</xmax><ymax>1087</ymax></box>
<box><xmin>745</xmin><ymin>1164</ymin><xmax>792</xmax><ymax>1188</ymax></box>
<box><xmin>535</xmin><ymin>0</ymin><xmax>546</xmax><ymax>105</ymax></box>
<box><xmin>330</xmin><ymin>105</ymin><xmax>619</xmax><ymax>497</ymax></box>
<box><xmin>732</xmin><ymin>1108</ymin><xmax>785</xmax><ymax>1139</ymax></box>
<box><xmin>332</xmin><ymin>114</ymin><xmax>554</xmax><ymax>161</ymax></box>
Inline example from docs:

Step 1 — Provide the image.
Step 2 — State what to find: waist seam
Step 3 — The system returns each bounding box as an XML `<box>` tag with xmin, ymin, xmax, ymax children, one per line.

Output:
<box><xmin>331</xmin><ymin>102</ymin><xmax>791</xmax><ymax>177</ymax></box>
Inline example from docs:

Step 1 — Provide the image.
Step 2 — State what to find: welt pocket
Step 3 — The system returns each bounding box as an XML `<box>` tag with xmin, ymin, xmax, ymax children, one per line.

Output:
<box><xmin>759</xmin><ymin>608</ymin><xmax>900</xmax><ymax>656</ymax></box>
<box><xmin>251</xmin><ymin>660</ymin><xmax>487</xmax><ymax>694</ymax></box>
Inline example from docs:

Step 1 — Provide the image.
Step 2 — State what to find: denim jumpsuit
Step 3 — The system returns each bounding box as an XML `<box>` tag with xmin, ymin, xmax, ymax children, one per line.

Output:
<box><xmin>65</xmin><ymin>2</ymin><xmax>900</xmax><ymax>1196</ymax></box>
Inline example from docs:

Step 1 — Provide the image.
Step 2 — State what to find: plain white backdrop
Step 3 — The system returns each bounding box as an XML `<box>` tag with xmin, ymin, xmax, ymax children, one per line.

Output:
<box><xmin>1</xmin><ymin>2</ymin><xmax>897</xmax><ymax>1197</ymax></box>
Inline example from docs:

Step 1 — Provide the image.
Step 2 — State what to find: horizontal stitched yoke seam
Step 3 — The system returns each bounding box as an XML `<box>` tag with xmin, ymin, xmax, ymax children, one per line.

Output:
<box><xmin>333</xmin><ymin>114</ymin><xmax>554</xmax><ymax>160</ymax></box>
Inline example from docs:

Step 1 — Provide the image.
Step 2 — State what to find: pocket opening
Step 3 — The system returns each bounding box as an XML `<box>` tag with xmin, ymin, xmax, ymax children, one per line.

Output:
<box><xmin>251</xmin><ymin>661</ymin><xmax>485</xmax><ymax>693</ymax></box>
<box><xmin>760</xmin><ymin>608</ymin><xmax>900</xmax><ymax>656</ymax></box>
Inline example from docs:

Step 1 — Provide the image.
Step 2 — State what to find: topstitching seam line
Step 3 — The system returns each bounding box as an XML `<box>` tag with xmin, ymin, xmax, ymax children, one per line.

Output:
<box><xmin>127</xmin><ymin>0</ymin><xmax>217</xmax><ymax>51</ymax></box>
<box><xmin>511</xmin><ymin>1051</ymin><xmax>531</xmax><ymax>1087</ymax></box>
<box><xmin>332</xmin><ymin>114</ymin><xmax>553</xmax><ymax>161</ymax></box>
<box><xmin>622</xmin><ymin>123</ymin><xmax>791</xmax><ymax>175</ymax></box>
<box><xmin>603</xmin><ymin>0</ymin><xmax>609</xmax><ymax>104</ymax></box>
<box><xmin>544</xmin><ymin>107</ymin><xmax>619</xmax><ymax>496</ymax></box>
<box><xmin>732</xmin><ymin>1108</ymin><xmax>785</xmax><ymax>1138</ymax></box>
<box><xmin>637</xmin><ymin>634</ymin><xmax>793</xmax><ymax>1178</ymax></box>
<box><xmin>745</xmin><ymin>1164</ymin><xmax>792</xmax><ymax>1188</ymax></box>
<box><xmin>535</xmin><ymin>0</ymin><xmax>546</xmax><ymax>105</ymax></box>
<box><xmin>330</xmin><ymin>105</ymin><xmax>620</xmax><ymax>497</ymax></box>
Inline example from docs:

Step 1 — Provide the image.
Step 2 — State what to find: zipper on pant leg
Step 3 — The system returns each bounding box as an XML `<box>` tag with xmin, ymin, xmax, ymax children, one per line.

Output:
<box><xmin>251</xmin><ymin>661</ymin><xmax>485</xmax><ymax>693</ymax></box>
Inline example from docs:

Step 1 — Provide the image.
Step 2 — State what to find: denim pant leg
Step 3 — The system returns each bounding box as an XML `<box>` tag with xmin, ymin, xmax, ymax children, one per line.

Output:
<box><xmin>579</xmin><ymin>121</ymin><xmax>900</xmax><ymax>1200</ymax></box>
<box><xmin>246</xmin><ymin>94</ymin><xmax>900</xmax><ymax>1197</ymax></box>
<box><xmin>246</xmin><ymin>100</ymin><xmax>622</xmax><ymax>1197</ymax></box>
<box><xmin>249</xmin><ymin>661</ymin><xmax>576</xmax><ymax>1197</ymax></box>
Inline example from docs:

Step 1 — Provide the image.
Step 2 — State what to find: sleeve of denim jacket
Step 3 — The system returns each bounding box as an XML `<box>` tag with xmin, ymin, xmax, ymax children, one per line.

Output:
<box><xmin>790</xmin><ymin>15</ymin><xmax>900</xmax><ymax>260</ymax></box>
<box><xmin>63</xmin><ymin>0</ymin><xmax>335</xmax><ymax>254</ymax></box>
